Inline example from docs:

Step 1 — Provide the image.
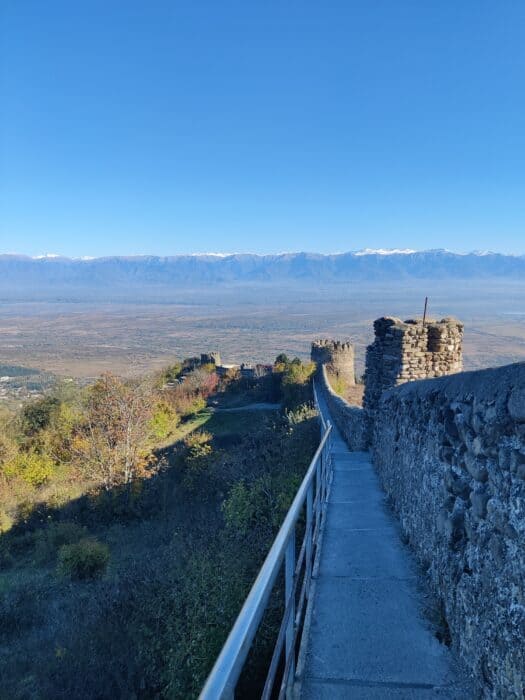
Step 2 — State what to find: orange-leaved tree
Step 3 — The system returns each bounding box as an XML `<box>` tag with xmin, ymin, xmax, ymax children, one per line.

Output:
<box><xmin>74</xmin><ymin>373</ymin><xmax>155</xmax><ymax>490</ymax></box>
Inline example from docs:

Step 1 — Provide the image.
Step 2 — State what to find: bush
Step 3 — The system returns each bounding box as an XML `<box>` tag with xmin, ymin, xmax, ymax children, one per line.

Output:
<box><xmin>171</xmin><ymin>393</ymin><xmax>207</xmax><ymax>418</ymax></box>
<box><xmin>57</xmin><ymin>539</ymin><xmax>110</xmax><ymax>580</ymax></box>
<box><xmin>223</xmin><ymin>480</ymin><xmax>269</xmax><ymax>536</ymax></box>
<box><xmin>150</xmin><ymin>400</ymin><xmax>180</xmax><ymax>440</ymax></box>
<box><xmin>4</xmin><ymin>451</ymin><xmax>55</xmax><ymax>487</ymax></box>
<box><xmin>286</xmin><ymin>403</ymin><xmax>318</xmax><ymax>425</ymax></box>
<box><xmin>33</xmin><ymin>521</ymin><xmax>88</xmax><ymax>565</ymax></box>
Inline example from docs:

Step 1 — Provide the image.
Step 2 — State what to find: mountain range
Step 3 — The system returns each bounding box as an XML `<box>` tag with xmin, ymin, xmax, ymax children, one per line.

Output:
<box><xmin>1</xmin><ymin>250</ymin><xmax>524</xmax><ymax>300</ymax></box>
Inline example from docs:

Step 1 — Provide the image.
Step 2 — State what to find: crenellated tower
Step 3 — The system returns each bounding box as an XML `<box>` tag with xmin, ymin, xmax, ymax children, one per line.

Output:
<box><xmin>311</xmin><ymin>339</ymin><xmax>355</xmax><ymax>386</ymax></box>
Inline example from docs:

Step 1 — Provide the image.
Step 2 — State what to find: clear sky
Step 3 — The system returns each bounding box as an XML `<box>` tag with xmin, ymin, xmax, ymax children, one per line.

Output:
<box><xmin>1</xmin><ymin>1</ymin><xmax>524</xmax><ymax>257</ymax></box>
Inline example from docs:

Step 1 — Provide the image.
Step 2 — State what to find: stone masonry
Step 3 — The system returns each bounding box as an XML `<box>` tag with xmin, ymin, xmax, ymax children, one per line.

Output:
<box><xmin>311</xmin><ymin>340</ymin><xmax>366</xmax><ymax>450</ymax></box>
<box><xmin>200</xmin><ymin>351</ymin><xmax>221</xmax><ymax>366</ymax></box>
<box><xmin>311</xmin><ymin>317</ymin><xmax>524</xmax><ymax>696</ymax></box>
<box><xmin>315</xmin><ymin>364</ymin><xmax>367</xmax><ymax>450</ymax></box>
<box><xmin>311</xmin><ymin>339</ymin><xmax>355</xmax><ymax>386</ymax></box>
<box><xmin>372</xmin><ymin>363</ymin><xmax>525</xmax><ymax>698</ymax></box>
<box><xmin>363</xmin><ymin>316</ymin><xmax>463</xmax><ymax>425</ymax></box>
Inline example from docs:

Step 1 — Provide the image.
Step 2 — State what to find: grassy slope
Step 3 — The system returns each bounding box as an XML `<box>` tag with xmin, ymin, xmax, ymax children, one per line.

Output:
<box><xmin>164</xmin><ymin>405</ymin><xmax>279</xmax><ymax>443</ymax></box>
<box><xmin>1</xmin><ymin>403</ymin><xmax>291</xmax><ymax>698</ymax></box>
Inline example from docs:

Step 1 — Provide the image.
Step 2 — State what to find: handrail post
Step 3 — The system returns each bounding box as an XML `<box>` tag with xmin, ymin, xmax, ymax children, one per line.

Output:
<box><xmin>321</xmin><ymin>447</ymin><xmax>326</xmax><ymax>504</ymax></box>
<box><xmin>305</xmin><ymin>482</ymin><xmax>313</xmax><ymax>596</ymax></box>
<box><xmin>285</xmin><ymin>531</ymin><xmax>296</xmax><ymax>691</ymax></box>
<box><xmin>315</xmin><ymin>454</ymin><xmax>321</xmax><ymax>532</ymax></box>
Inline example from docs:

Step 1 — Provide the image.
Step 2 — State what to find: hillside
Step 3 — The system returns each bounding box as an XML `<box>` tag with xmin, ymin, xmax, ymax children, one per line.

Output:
<box><xmin>0</xmin><ymin>355</ymin><xmax>318</xmax><ymax>698</ymax></box>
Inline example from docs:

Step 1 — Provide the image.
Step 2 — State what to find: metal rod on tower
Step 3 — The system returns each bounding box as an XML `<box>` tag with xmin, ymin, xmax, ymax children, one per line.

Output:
<box><xmin>422</xmin><ymin>296</ymin><xmax>428</xmax><ymax>326</ymax></box>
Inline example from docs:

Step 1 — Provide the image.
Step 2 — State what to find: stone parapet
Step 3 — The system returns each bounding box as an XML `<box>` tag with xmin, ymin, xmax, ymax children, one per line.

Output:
<box><xmin>372</xmin><ymin>362</ymin><xmax>525</xmax><ymax>698</ymax></box>
<box><xmin>316</xmin><ymin>364</ymin><xmax>367</xmax><ymax>451</ymax></box>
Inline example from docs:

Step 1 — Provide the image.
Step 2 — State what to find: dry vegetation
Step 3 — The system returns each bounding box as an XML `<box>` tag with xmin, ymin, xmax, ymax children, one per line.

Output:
<box><xmin>0</xmin><ymin>355</ymin><xmax>318</xmax><ymax>698</ymax></box>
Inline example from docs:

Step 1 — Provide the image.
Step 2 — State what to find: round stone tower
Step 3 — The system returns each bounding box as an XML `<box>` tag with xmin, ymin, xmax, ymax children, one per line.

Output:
<box><xmin>311</xmin><ymin>339</ymin><xmax>355</xmax><ymax>385</ymax></box>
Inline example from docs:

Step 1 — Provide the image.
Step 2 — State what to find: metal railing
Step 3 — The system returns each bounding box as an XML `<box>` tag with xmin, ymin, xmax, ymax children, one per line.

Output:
<box><xmin>200</xmin><ymin>384</ymin><xmax>332</xmax><ymax>699</ymax></box>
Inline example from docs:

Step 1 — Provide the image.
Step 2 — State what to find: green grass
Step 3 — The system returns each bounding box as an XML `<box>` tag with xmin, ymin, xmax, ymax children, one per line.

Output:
<box><xmin>171</xmin><ymin>409</ymin><xmax>214</xmax><ymax>441</ymax></box>
<box><xmin>206</xmin><ymin>409</ymin><xmax>278</xmax><ymax>436</ymax></box>
<box><xmin>171</xmin><ymin>407</ymin><xmax>279</xmax><ymax>443</ymax></box>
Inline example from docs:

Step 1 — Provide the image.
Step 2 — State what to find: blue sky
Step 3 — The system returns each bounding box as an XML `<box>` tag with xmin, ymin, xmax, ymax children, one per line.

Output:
<box><xmin>1</xmin><ymin>1</ymin><xmax>524</xmax><ymax>257</ymax></box>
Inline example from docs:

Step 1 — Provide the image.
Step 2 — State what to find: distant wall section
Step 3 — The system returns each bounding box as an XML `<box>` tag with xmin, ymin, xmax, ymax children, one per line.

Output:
<box><xmin>311</xmin><ymin>339</ymin><xmax>355</xmax><ymax>386</ymax></box>
<box><xmin>311</xmin><ymin>341</ymin><xmax>366</xmax><ymax>451</ymax></box>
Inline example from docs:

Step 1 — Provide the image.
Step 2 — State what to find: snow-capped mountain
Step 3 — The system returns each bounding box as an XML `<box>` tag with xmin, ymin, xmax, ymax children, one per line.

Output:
<box><xmin>0</xmin><ymin>249</ymin><xmax>523</xmax><ymax>299</ymax></box>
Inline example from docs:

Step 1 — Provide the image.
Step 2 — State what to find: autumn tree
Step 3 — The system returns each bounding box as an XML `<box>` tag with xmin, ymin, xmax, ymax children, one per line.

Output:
<box><xmin>75</xmin><ymin>373</ymin><xmax>155</xmax><ymax>489</ymax></box>
<box><xmin>165</xmin><ymin>368</ymin><xmax>218</xmax><ymax>416</ymax></box>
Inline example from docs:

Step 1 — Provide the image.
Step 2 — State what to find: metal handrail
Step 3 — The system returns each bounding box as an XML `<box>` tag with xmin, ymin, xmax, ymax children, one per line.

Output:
<box><xmin>313</xmin><ymin>381</ymin><xmax>327</xmax><ymax>432</ymax></box>
<box><xmin>200</xmin><ymin>385</ymin><xmax>332</xmax><ymax>699</ymax></box>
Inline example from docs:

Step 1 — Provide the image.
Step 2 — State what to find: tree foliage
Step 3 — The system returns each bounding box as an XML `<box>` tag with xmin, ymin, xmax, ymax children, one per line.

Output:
<box><xmin>74</xmin><ymin>373</ymin><xmax>155</xmax><ymax>489</ymax></box>
<box><xmin>20</xmin><ymin>396</ymin><xmax>60</xmax><ymax>437</ymax></box>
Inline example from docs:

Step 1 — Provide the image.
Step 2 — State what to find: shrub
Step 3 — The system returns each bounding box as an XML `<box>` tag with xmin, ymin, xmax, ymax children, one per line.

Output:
<box><xmin>34</xmin><ymin>521</ymin><xmax>88</xmax><ymax>565</ymax></box>
<box><xmin>222</xmin><ymin>480</ymin><xmax>269</xmax><ymax>536</ymax></box>
<box><xmin>286</xmin><ymin>403</ymin><xmax>317</xmax><ymax>425</ymax></box>
<box><xmin>4</xmin><ymin>451</ymin><xmax>55</xmax><ymax>487</ymax></box>
<box><xmin>57</xmin><ymin>539</ymin><xmax>110</xmax><ymax>580</ymax></box>
<box><xmin>171</xmin><ymin>393</ymin><xmax>206</xmax><ymax>417</ymax></box>
<box><xmin>150</xmin><ymin>401</ymin><xmax>180</xmax><ymax>440</ymax></box>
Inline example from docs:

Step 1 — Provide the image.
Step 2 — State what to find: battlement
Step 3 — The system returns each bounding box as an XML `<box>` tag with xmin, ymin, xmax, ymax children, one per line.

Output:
<box><xmin>311</xmin><ymin>338</ymin><xmax>355</xmax><ymax>385</ymax></box>
<box><xmin>363</xmin><ymin>316</ymin><xmax>463</xmax><ymax>417</ymax></box>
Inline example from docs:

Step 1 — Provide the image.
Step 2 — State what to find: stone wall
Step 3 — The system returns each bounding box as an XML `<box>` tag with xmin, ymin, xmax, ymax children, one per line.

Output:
<box><xmin>311</xmin><ymin>339</ymin><xmax>355</xmax><ymax>386</ymax></box>
<box><xmin>200</xmin><ymin>351</ymin><xmax>221</xmax><ymax>366</ymax></box>
<box><xmin>372</xmin><ymin>362</ymin><xmax>525</xmax><ymax>698</ymax></box>
<box><xmin>363</xmin><ymin>317</ymin><xmax>463</xmax><ymax>426</ymax></box>
<box><xmin>316</xmin><ymin>364</ymin><xmax>367</xmax><ymax>450</ymax></box>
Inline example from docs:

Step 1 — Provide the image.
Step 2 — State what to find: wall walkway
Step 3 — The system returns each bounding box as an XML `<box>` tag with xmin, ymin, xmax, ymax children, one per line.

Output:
<box><xmin>297</xmin><ymin>394</ymin><xmax>473</xmax><ymax>699</ymax></box>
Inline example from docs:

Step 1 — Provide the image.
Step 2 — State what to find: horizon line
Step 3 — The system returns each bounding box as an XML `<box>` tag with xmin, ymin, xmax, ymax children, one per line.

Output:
<box><xmin>2</xmin><ymin>248</ymin><xmax>525</xmax><ymax>260</ymax></box>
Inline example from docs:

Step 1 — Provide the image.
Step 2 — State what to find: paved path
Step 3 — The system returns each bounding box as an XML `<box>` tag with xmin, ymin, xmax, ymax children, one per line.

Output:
<box><xmin>298</xmin><ymin>397</ymin><xmax>473</xmax><ymax>699</ymax></box>
<box><xmin>210</xmin><ymin>402</ymin><xmax>281</xmax><ymax>412</ymax></box>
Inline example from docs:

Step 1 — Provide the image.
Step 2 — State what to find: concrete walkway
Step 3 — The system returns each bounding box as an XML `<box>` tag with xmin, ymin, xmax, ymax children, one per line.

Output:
<box><xmin>211</xmin><ymin>402</ymin><xmax>281</xmax><ymax>412</ymax></box>
<box><xmin>298</xmin><ymin>399</ymin><xmax>473</xmax><ymax>699</ymax></box>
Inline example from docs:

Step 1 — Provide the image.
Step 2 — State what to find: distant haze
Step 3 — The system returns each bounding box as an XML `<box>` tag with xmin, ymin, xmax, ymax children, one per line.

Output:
<box><xmin>1</xmin><ymin>249</ymin><xmax>525</xmax><ymax>302</ymax></box>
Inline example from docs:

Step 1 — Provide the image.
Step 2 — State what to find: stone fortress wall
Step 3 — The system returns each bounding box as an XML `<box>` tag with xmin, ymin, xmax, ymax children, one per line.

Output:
<box><xmin>311</xmin><ymin>319</ymin><xmax>524</xmax><ymax>697</ymax></box>
<box><xmin>373</xmin><ymin>364</ymin><xmax>525</xmax><ymax>698</ymax></box>
<box><xmin>315</xmin><ymin>363</ymin><xmax>367</xmax><ymax>450</ymax></box>
<box><xmin>363</xmin><ymin>316</ymin><xmax>463</xmax><ymax>422</ymax></box>
<box><xmin>311</xmin><ymin>339</ymin><xmax>355</xmax><ymax>386</ymax></box>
